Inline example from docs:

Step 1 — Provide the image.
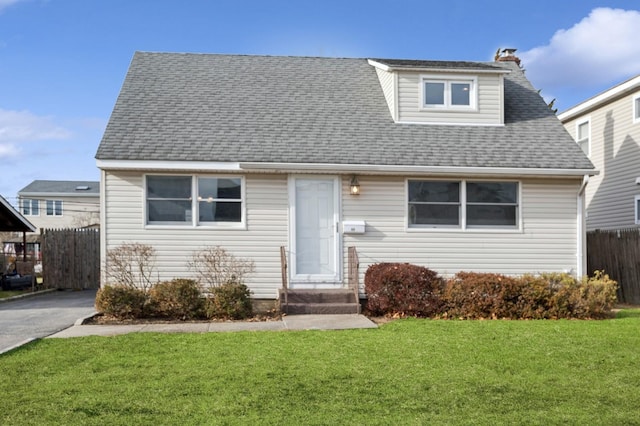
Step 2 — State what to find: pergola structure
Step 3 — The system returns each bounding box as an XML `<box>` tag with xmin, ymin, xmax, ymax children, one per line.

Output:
<box><xmin>0</xmin><ymin>195</ymin><xmax>36</xmax><ymax>261</ymax></box>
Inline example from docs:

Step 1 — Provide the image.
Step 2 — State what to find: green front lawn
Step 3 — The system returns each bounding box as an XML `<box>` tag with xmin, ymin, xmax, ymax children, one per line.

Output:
<box><xmin>2</xmin><ymin>312</ymin><xmax>640</xmax><ymax>425</ymax></box>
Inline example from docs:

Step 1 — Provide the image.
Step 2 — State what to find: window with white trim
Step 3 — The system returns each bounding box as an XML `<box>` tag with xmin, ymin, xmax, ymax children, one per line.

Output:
<box><xmin>146</xmin><ymin>175</ymin><xmax>243</xmax><ymax>226</ymax></box>
<box><xmin>46</xmin><ymin>200</ymin><xmax>62</xmax><ymax>216</ymax></box>
<box><xmin>21</xmin><ymin>198</ymin><xmax>39</xmax><ymax>216</ymax></box>
<box><xmin>634</xmin><ymin>93</ymin><xmax>640</xmax><ymax>124</ymax></box>
<box><xmin>576</xmin><ymin>119</ymin><xmax>590</xmax><ymax>156</ymax></box>
<box><xmin>422</xmin><ymin>76</ymin><xmax>476</xmax><ymax>110</ymax></box>
<box><xmin>408</xmin><ymin>180</ymin><xmax>518</xmax><ymax>229</ymax></box>
<box><xmin>635</xmin><ymin>195</ymin><xmax>640</xmax><ymax>225</ymax></box>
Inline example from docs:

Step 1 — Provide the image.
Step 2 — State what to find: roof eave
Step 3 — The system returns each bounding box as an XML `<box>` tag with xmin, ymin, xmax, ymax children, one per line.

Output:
<box><xmin>559</xmin><ymin>74</ymin><xmax>640</xmax><ymax>122</ymax></box>
<box><xmin>96</xmin><ymin>159</ymin><xmax>596</xmax><ymax>177</ymax></box>
<box><xmin>0</xmin><ymin>195</ymin><xmax>36</xmax><ymax>232</ymax></box>
<box><xmin>367</xmin><ymin>59</ymin><xmax>511</xmax><ymax>75</ymax></box>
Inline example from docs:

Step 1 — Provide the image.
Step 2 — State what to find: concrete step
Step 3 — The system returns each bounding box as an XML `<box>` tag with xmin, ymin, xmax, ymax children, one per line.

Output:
<box><xmin>279</xmin><ymin>289</ymin><xmax>361</xmax><ymax>315</ymax></box>
<box><xmin>279</xmin><ymin>289</ymin><xmax>357</xmax><ymax>304</ymax></box>
<box><xmin>283</xmin><ymin>302</ymin><xmax>360</xmax><ymax>315</ymax></box>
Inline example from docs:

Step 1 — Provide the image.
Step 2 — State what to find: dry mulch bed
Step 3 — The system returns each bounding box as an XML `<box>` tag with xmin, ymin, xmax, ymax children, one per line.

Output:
<box><xmin>85</xmin><ymin>311</ymin><xmax>282</xmax><ymax>325</ymax></box>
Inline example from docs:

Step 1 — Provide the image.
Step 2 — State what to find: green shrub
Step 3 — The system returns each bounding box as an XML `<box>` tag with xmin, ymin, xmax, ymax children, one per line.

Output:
<box><xmin>206</xmin><ymin>281</ymin><xmax>253</xmax><ymax>320</ymax></box>
<box><xmin>364</xmin><ymin>263</ymin><xmax>444</xmax><ymax>317</ymax></box>
<box><xmin>148</xmin><ymin>278</ymin><xmax>205</xmax><ymax>320</ymax></box>
<box><xmin>95</xmin><ymin>285</ymin><xmax>148</xmax><ymax>319</ymax></box>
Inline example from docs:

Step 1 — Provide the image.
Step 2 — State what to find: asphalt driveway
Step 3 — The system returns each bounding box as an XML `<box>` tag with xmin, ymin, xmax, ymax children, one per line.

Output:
<box><xmin>0</xmin><ymin>289</ymin><xmax>97</xmax><ymax>354</ymax></box>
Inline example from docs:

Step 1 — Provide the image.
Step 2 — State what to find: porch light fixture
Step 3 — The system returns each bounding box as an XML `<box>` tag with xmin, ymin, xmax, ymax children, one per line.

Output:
<box><xmin>349</xmin><ymin>176</ymin><xmax>361</xmax><ymax>195</ymax></box>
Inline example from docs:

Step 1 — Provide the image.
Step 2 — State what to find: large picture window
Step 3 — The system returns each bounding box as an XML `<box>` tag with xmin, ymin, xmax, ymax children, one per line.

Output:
<box><xmin>466</xmin><ymin>182</ymin><xmax>518</xmax><ymax>227</ymax></box>
<box><xmin>408</xmin><ymin>181</ymin><xmax>460</xmax><ymax>226</ymax></box>
<box><xmin>408</xmin><ymin>180</ymin><xmax>518</xmax><ymax>229</ymax></box>
<box><xmin>146</xmin><ymin>175</ymin><xmax>243</xmax><ymax>226</ymax></box>
<box><xmin>198</xmin><ymin>177</ymin><xmax>242</xmax><ymax>223</ymax></box>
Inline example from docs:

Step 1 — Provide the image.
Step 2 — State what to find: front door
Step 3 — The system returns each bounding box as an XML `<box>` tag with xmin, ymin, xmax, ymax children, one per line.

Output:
<box><xmin>290</xmin><ymin>177</ymin><xmax>340</xmax><ymax>285</ymax></box>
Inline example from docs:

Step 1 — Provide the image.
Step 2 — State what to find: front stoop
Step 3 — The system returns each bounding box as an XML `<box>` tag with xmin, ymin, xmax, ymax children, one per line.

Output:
<box><xmin>279</xmin><ymin>289</ymin><xmax>360</xmax><ymax>315</ymax></box>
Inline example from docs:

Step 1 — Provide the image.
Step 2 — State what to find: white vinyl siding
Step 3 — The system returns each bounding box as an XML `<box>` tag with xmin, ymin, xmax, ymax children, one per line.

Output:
<box><xmin>104</xmin><ymin>171</ymin><xmax>580</xmax><ymax>298</ymax></box>
<box><xmin>342</xmin><ymin>176</ymin><xmax>579</xmax><ymax>292</ymax></box>
<box><xmin>563</xmin><ymin>90</ymin><xmax>640</xmax><ymax>230</ymax></box>
<box><xmin>397</xmin><ymin>71</ymin><xmax>503</xmax><ymax>125</ymax></box>
<box><xmin>375</xmin><ymin>67</ymin><xmax>396</xmax><ymax>120</ymax></box>
<box><xmin>102</xmin><ymin>171</ymin><xmax>288</xmax><ymax>299</ymax></box>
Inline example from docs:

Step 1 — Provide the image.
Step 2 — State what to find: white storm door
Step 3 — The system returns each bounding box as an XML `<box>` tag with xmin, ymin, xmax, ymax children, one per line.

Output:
<box><xmin>291</xmin><ymin>177</ymin><xmax>340</xmax><ymax>284</ymax></box>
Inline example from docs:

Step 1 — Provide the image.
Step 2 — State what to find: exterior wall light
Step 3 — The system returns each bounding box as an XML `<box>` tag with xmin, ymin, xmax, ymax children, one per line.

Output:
<box><xmin>350</xmin><ymin>176</ymin><xmax>360</xmax><ymax>195</ymax></box>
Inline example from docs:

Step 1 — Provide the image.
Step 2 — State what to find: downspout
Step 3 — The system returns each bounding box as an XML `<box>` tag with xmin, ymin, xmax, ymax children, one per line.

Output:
<box><xmin>576</xmin><ymin>175</ymin><xmax>589</xmax><ymax>277</ymax></box>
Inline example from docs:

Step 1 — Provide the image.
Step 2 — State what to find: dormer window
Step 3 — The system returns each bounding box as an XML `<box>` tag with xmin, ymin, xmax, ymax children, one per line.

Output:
<box><xmin>421</xmin><ymin>75</ymin><xmax>477</xmax><ymax>110</ymax></box>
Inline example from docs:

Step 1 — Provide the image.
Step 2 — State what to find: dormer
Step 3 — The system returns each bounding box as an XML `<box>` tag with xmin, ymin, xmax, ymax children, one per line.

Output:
<box><xmin>368</xmin><ymin>57</ymin><xmax>511</xmax><ymax>126</ymax></box>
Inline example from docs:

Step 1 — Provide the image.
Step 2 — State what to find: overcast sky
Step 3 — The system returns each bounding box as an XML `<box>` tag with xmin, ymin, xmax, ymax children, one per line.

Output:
<box><xmin>1</xmin><ymin>0</ymin><xmax>639</xmax><ymax>201</ymax></box>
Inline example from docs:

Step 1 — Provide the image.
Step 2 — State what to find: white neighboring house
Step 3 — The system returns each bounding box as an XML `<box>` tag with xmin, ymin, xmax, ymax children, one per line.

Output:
<box><xmin>17</xmin><ymin>180</ymin><xmax>100</xmax><ymax>233</ymax></box>
<box><xmin>559</xmin><ymin>75</ymin><xmax>640</xmax><ymax>231</ymax></box>
<box><xmin>95</xmin><ymin>50</ymin><xmax>595</xmax><ymax>301</ymax></box>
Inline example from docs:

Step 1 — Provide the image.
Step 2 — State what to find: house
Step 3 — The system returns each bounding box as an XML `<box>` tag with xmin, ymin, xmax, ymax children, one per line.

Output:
<box><xmin>17</xmin><ymin>180</ymin><xmax>100</xmax><ymax>233</ymax></box>
<box><xmin>96</xmin><ymin>50</ymin><xmax>595</xmax><ymax>304</ymax></box>
<box><xmin>559</xmin><ymin>74</ymin><xmax>640</xmax><ymax>230</ymax></box>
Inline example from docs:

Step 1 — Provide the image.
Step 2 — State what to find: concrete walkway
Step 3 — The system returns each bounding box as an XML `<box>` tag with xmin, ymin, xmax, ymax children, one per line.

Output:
<box><xmin>49</xmin><ymin>314</ymin><xmax>377</xmax><ymax>338</ymax></box>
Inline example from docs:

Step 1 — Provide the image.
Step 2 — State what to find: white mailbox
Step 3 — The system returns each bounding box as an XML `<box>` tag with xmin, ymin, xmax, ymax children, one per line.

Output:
<box><xmin>343</xmin><ymin>220</ymin><xmax>365</xmax><ymax>234</ymax></box>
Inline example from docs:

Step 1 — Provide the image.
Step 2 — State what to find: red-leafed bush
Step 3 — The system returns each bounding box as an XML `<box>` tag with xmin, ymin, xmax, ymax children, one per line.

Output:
<box><xmin>364</xmin><ymin>263</ymin><xmax>444</xmax><ymax>317</ymax></box>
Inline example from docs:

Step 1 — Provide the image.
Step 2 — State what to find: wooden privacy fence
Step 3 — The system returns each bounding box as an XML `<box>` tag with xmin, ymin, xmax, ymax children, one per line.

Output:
<box><xmin>587</xmin><ymin>228</ymin><xmax>640</xmax><ymax>304</ymax></box>
<box><xmin>41</xmin><ymin>228</ymin><xmax>100</xmax><ymax>290</ymax></box>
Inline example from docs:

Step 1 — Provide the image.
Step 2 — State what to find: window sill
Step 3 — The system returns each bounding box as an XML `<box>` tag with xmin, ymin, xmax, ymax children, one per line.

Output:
<box><xmin>406</xmin><ymin>226</ymin><xmax>522</xmax><ymax>234</ymax></box>
<box><xmin>419</xmin><ymin>106</ymin><xmax>478</xmax><ymax>113</ymax></box>
<box><xmin>145</xmin><ymin>223</ymin><xmax>247</xmax><ymax>231</ymax></box>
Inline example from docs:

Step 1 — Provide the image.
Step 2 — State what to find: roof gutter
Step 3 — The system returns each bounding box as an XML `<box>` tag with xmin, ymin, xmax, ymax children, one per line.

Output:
<box><xmin>239</xmin><ymin>162</ymin><xmax>598</xmax><ymax>178</ymax></box>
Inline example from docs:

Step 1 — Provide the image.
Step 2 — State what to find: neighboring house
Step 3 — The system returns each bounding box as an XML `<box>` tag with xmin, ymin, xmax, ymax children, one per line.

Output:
<box><xmin>96</xmin><ymin>50</ymin><xmax>594</xmax><ymax>300</ymax></box>
<box><xmin>559</xmin><ymin>75</ymin><xmax>640</xmax><ymax>231</ymax></box>
<box><xmin>17</xmin><ymin>180</ymin><xmax>100</xmax><ymax>233</ymax></box>
<box><xmin>0</xmin><ymin>193</ymin><xmax>36</xmax><ymax>266</ymax></box>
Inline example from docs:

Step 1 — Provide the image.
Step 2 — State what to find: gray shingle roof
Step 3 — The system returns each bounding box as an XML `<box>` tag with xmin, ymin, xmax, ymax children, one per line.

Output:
<box><xmin>18</xmin><ymin>180</ymin><xmax>100</xmax><ymax>195</ymax></box>
<box><xmin>96</xmin><ymin>52</ymin><xmax>594</xmax><ymax>172</ymax></box>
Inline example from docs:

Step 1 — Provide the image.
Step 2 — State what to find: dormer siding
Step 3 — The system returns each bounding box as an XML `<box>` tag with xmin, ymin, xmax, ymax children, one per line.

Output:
<box><xmin>396</xmin><ymin>71</ymin><xmax>504</xmax><ymax>125</ymax></box>
<box><xmin>375</xmin><ymin>67</ymin><xmax>397</xmax><ymax>121</ymax></box>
